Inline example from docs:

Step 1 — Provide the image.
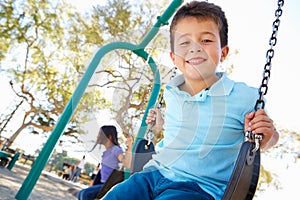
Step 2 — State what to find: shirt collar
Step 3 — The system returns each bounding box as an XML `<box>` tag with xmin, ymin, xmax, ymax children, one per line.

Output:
<box><xmin>166</xmin><ymin>72</ymin><xmax>234</xmax><ymax>97</ymax></box>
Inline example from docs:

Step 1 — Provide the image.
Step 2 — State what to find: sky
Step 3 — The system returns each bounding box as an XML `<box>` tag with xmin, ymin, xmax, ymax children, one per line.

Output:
<box><xmin>1</xmin><ymin>0</ymin><xmax>299</xmax><ymax>165</ymax></box>
<box><xmin>213</xmin><ymin>0</ymin><xmax>300</xmax><ymax>133</ymax></box>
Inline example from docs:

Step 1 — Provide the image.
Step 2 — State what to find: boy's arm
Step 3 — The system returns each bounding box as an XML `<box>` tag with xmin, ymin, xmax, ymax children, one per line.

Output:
<box><xmin>244</xmin><ymin>109</ymin><xmax>279</xmax><ymax>151</ymax></box>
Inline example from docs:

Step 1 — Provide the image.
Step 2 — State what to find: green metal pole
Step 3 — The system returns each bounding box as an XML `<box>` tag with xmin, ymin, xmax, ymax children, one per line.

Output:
<box><xmin>7</xmin><ymin>152</ymin><xmax>20</xmax><ymax>171</ymax></box>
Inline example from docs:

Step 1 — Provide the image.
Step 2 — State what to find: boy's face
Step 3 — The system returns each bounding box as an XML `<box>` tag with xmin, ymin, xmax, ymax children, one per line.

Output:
<box><xmin>170</xmin><ymin>17</ymin><xmax>228</xmax><ymax>83</ymax></box>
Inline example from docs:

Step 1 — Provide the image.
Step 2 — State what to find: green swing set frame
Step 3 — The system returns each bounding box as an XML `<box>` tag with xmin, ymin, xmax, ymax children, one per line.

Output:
<box><xmin>15</xmin><ymin>0</ymin><xmax>284</xmax><ymax>199</ymax></box>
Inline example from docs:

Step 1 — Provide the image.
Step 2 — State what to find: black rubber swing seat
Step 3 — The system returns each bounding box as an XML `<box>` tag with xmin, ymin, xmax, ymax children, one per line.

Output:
<box><xmin>131</xmin><ymin>139</ymin><xmax>156</xmax><ymax>173</ymax></box>
<box><xmin>96</xmin><ymin>167</ymin><xmax>125</xmax><ymax>199</ymax></box>
<box><xmin>222</xmin><ymin>141</ymin><xmax>261</xmax><ymax>200</ymax></box>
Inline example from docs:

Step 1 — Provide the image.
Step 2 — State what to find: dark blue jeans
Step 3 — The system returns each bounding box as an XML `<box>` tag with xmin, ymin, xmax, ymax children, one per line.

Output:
<box><xmin>103</xmin><ymin>169</ymin><xmax>214</xmax><ymax>200</ymax></box>
<box><xmin>77</xmin><ymin>184</ymin><xmax>103</xmax><ymax>200</ymax></box>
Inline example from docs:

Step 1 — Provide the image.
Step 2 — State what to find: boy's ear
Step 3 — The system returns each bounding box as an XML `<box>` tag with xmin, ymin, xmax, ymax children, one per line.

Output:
<box><xmin>220</xmin><ymin>46</ymin><xmax>229</xmax><ymax>62</ymax></box>
<box><xmin>170</xmin><ymin>51</ymin><xmax>175</xmax><ymax>63</ymax></box>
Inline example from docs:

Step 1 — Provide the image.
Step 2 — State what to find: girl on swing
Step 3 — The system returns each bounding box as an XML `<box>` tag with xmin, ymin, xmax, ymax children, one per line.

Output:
<box><xmin>77</xmin><ymin>125</ymin><xmax>132</xmax><ymax>200</ymax></box>
<box><xmin>103</xmin><ymin>1</ymin><xmax>279</xmax><ymax>199</ymax></box>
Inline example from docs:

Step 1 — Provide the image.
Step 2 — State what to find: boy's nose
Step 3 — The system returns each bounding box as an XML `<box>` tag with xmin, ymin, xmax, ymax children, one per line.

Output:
<box><xmin>190</xmin><ymin>43</ymin><xmax>202</xmax><ymax>53</ymax></box>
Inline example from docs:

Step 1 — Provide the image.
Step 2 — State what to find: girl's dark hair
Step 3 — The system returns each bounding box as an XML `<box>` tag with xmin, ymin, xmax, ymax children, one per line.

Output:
<box><xmin>101</xmin><ymin>125</ymin><xmax>119</xmax><ymax>146</ymax></box>
<box><xmin>170</xmin><ymin>1</ymin><xmax>228</xmax><ymax>52</ymax></box>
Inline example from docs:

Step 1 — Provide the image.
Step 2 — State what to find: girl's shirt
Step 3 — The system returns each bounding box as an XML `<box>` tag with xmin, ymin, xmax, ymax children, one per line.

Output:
<box><xmin>101</xmin><ymin>145</ymin><xmax>123</xmax><ymax>183</ymax></box>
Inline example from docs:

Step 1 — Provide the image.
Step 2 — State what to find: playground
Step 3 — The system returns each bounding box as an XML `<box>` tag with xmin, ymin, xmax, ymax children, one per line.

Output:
<box><xmin>0</xmin><ymin>163</ymin><xmax>84</xmax><ymax>200</ymax></box>
<box><xmin>1</xmin><ymin>0</ymin><xmax>299</xmax><ymax>199</ymax></box>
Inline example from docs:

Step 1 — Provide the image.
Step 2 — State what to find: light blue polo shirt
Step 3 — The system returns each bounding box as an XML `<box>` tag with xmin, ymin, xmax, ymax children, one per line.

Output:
<box><xmin>144</xmin><ymin>72</ymin><xmax>258</xmax><ymax>199</ymax></box>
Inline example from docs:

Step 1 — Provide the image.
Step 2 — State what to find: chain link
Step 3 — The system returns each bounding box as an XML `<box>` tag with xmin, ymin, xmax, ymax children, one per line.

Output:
<box><xmin>153</xmin><ymin>66</ymin><xmax>177</xmax><ymax>111</ymax></box>
<box><xmin>146</xmin><ymin>67</ymin><xmax>177</xmax><ymax>144</ymax></box>
<box><xmin>254</xmin><ymin>0</ymin><xmax>284</xmax><ymax>111</ymax></box>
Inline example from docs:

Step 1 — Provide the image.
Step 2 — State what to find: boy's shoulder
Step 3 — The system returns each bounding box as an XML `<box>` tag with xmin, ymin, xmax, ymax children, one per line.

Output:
<box><xmin>233</xmin><ymin>80</ymin><xmax>258</xmax><ymax>93</ymax></box>
<box><xmin>220</xmin><ymin>74</ymin><xmax>258</xmax><ymax>100</ymax></box>
<box><xmin>230</xmin><ymin>80</ymin><xmax>259</xmax><ymax>105</ymax></box>
<box><xmin>207</xmin><ymin>73</ymin><xmax>257</xmax><ymax>96</ymax></box>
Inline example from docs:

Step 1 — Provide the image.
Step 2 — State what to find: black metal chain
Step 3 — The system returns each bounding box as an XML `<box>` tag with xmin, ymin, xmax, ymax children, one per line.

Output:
<box><xmin>248</xmin><ymin>0</ymin><xmax>284</xmax><ymax>151</ymax></box>
<box><xmin>255</xmin><ymin>0</ymin><xmax>284</xmax><ymax>111</ymax></box>
<box><xmin>146</xmin><ymin>67</ymin><xmax>177</xmax><ymax>144</ymax></box>
<box><xmin>156</xmin><ymin>67</ymin><xmax>177</xmax><ymax>110</ymax></box>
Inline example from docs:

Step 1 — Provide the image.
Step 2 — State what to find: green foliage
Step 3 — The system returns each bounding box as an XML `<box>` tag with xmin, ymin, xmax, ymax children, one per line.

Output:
<box><xmin>95</xmin><ymin>0</ymin><xmax>132</xmax><ymax>38</ymax></box>
<box><xmin>0</xmin><ymin>0</ymin><xmax>109</xmax><ymax>146</ymax></box>
<box><xmin>46</xmin><ymin>150</ymin><xmax>96</xmax><ymax>175</ymax></box>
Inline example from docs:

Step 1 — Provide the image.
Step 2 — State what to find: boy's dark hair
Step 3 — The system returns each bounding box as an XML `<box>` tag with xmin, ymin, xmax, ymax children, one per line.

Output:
<box><xmin>101</xmin><ymin>125</ymin><xmax>119</xmax><ymax>146</ymax></box>
<box><xmin>170</xmin><ymin>1</ymin><xmax>228</xmax><ymax>52</ymax></box>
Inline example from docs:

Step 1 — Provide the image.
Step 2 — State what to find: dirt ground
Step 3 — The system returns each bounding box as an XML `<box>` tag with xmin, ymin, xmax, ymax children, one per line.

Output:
<box><xmin>1</xmin><ymin>157</ymin><xmax>298</xmax><ymax>200</ymax></box>
<box><xmin>0</xmin><ymin>163</ymin><xmax>86</xmax><ymax>200</ymax></box>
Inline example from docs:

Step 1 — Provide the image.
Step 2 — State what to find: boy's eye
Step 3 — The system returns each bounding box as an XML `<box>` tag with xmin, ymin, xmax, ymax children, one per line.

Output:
<box><xmin>202</xmin><ymin>39</ymin><xmax>213</xmax><ymax>43</ymax></box>
<box><xmin>179</xmin><ymin>41</ymin><xmax>190</xmax><ymax>46</ymax></box>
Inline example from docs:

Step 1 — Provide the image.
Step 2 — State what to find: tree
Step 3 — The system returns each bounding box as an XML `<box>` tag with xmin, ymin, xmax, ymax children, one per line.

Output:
<box><xmin>0</xmin><ymin>0</ymin><xmax>108</xmax><ymax>147</ymax></box>
<box><xmin>43</xmin><ymin>149</ymin><xmax>96</xmax><ymax>175</ymax></box>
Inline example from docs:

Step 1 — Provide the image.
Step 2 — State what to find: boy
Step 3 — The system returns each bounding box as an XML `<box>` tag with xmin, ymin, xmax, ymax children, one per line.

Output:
<box><xmin>103</xmin><ymin>1</ymin><xmax>279</xmax><ymax>199</ymax></box>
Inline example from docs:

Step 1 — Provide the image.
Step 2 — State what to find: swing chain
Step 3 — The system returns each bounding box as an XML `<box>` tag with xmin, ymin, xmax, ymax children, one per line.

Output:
<box><xmin>255</xmin><ymin>0</ymin><xmax>284</xmax><ymax>111</ymax></box>
<box><xmin>248</xmin><ymin>0</ymin><xmax>284</xmax><ymax>152</ymax></box>
<box><xmin>155</xmin><ymin>66</ymin><xmax>176</xmax><ymax>110</ymax></box>
<box><xmin>146</xmin><ymin>67</ymin><xmax>177</xmax><ymax>145</ymax></box>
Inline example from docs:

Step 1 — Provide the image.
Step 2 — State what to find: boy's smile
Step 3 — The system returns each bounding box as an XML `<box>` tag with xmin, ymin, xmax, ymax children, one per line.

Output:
<box><xmin>186</xmin><ymin>57</ymin><xmax>206</xmax><ymax>66</ymax></box>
